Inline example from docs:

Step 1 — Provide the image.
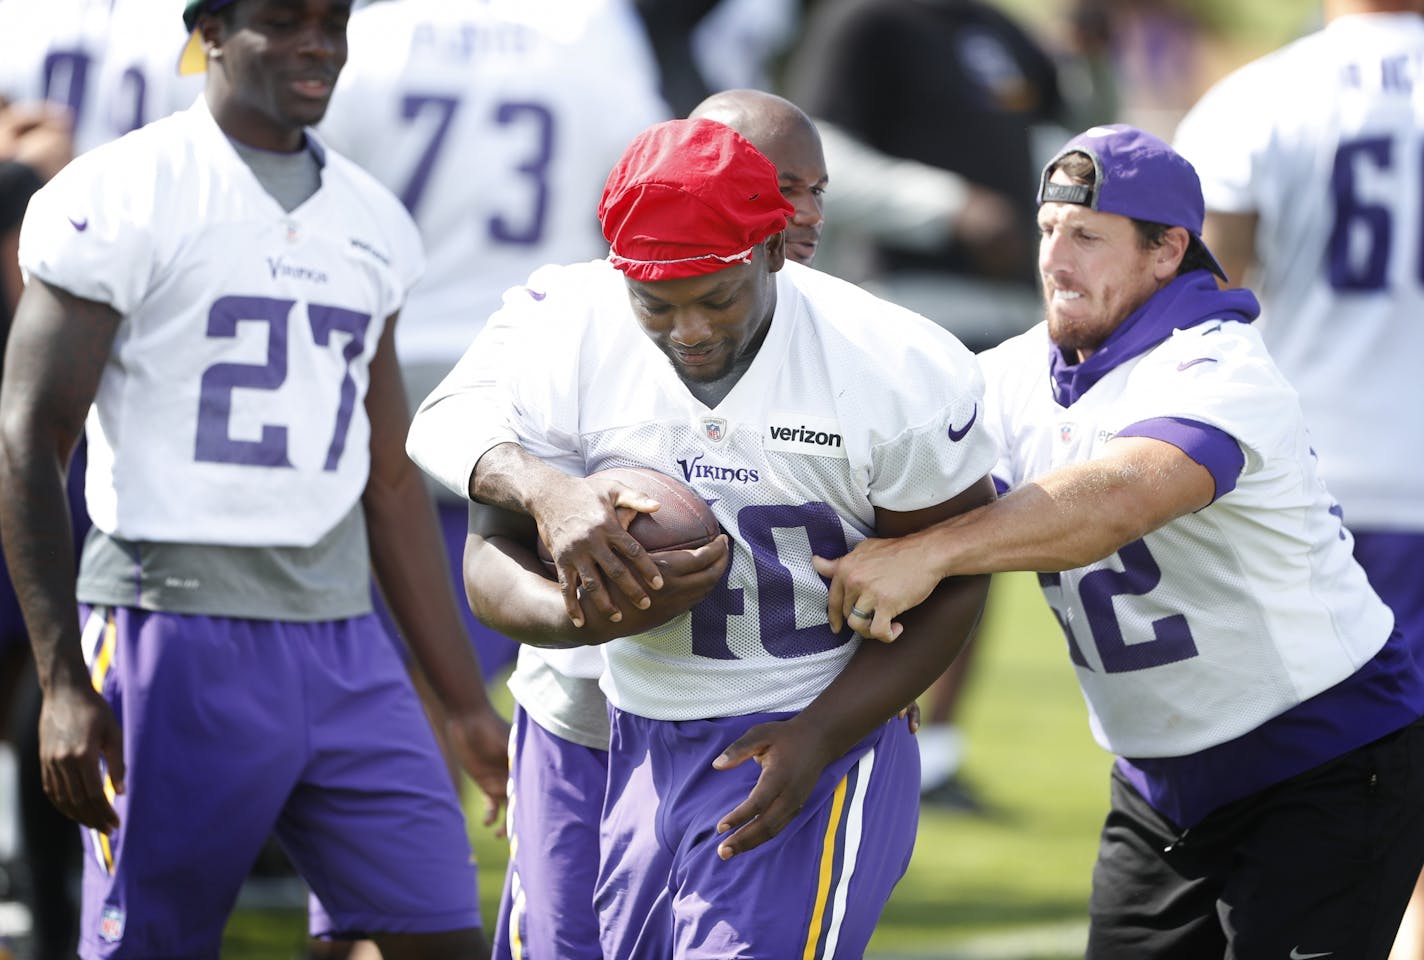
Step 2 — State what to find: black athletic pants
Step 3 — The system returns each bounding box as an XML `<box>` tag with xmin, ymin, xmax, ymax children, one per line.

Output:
<box><xmin>1087</xmin><ymin>718</ymin><xmax>1424</xmax><ymax>959</ymax></box>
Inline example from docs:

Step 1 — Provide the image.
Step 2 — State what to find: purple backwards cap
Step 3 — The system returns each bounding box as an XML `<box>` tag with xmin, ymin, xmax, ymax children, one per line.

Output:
<box><xmin>1037</xmin><ymin>124</ymin><xmax>1227</xmax><ymax>281</ymax></box>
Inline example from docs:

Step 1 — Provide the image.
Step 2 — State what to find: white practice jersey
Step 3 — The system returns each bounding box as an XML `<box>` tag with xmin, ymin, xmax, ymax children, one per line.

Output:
<box><xmin>1174</xmin><ymin>13</ymin><xmax>1424</xmax><ymax>531</ymax></box>
<box><xmin>20</xmin><ymin>101</ymin><xmax>423</xmax><ymax>547</ymax></box>
<box><xmin>319</xmin><ymin>0</ymin><xmax>668</xmax><ymax>368</ymax></box>
<box><xmin>0</xmin><ymin>0</ymin><xmax>201</xmax><ymax>154</ymax></box>
<box><xmin>981</xmin><ymin>320</ymin><xmax>1394</xmax><ymax>758</ymax></box>
<box><xmin>413</xmin><ymin>259</ymin><xmax>994</xmax><ymax>720</ymax></box>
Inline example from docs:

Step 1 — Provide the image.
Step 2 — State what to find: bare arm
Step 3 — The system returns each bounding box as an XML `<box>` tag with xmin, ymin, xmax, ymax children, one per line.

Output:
<box><xmin>362</xmin><ymin>316</ymin><xmax>508</xmax><ymax>824</ymax></box>
<box><xmin>816</xmin><ymin>437</ymin><xmax>1216</xmax><ymax>643</ymax></box>
<box><xmin>1201</xmin><ymin>210</ymin><xmax>1258</xmax><ymax>290</ymax></box>
<box><xmin>1</xmin><ymin>225</ymin><xmax>22</xmax><ymax>320</ymax></box>
<box><xmin>0</xmin><ymin>279</ymin><xmax>124</xmax><ymax>831</ymax></box>
<box><xmin>463</xmin><ymin>500</ymin><xmax>729</xmax><ymax>648</ymax></box>
<box><xmin>712</xmin><ymin>473</ymin><xmax>998</xmax><ymax>858</ymax></box>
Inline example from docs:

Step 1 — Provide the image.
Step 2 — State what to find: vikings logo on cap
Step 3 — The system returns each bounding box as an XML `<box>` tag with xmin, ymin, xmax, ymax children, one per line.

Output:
<box><xmin>598</xmin><ymin>119</ymin><xmax>794</xmax><ymax>282</ymax></box>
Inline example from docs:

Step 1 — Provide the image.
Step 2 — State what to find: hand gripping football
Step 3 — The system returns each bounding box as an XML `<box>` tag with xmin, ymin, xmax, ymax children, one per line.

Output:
<box><xmin>537</xmin><ymin>466</ymin><xmax>721</xmax><ymax>570</ymax></box>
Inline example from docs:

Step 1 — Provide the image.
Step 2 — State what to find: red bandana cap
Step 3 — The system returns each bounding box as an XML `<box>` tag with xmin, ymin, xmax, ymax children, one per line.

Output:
<box><xmin>599</xmin><ymin>118</ymin><xmax>794</xmax><ymax>282</ymax></box>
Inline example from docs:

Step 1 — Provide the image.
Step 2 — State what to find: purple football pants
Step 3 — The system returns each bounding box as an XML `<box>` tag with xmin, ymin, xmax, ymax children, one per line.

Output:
<box><xmin>494</xmin><ymin>704</ymin><xmax>608</xmax><ymax>960</ymax></box>
<box><xmin>77</xmin><ymin>606</ymin><xmax>480</xmax><ymax>959</ymax></box>
<box><xmin>598</xmin><ymin>709</ymin><xmax>920</xmax><ymax>959</ymax></box>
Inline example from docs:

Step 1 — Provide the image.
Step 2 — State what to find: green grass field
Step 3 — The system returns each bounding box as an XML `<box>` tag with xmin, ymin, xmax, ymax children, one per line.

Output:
<box><xmin>220</xmin><ymin>571</ymin><xmax>1109</xmax><ymax>959</ymax></box>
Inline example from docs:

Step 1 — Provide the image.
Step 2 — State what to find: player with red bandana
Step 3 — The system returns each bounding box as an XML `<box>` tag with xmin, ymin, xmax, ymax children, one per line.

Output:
<box><xmin>408</xmin><ymin>116</ymin><xmax>994</xmax><ymax>957</ymax></box>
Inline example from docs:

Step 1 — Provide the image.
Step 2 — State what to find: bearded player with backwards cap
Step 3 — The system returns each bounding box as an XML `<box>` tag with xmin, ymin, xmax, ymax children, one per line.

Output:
<box><xmin>407</xmin><ymin>116</ymin><xmax>995</xmax><ymax>957</ymax></box>
<box><xmin>0</xmin><ymin>1</ymin><xmax>508</xmax><ymax>957</ymax></box>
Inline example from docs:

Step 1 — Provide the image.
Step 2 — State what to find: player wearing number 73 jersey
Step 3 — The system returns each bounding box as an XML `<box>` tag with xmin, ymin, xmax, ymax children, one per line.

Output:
<box><xmin>0</xmin><ymin>1</ymin><xmax>508</xmax><ymax>957</ymax></box>
<box><xmin>317</xmin><ymin>0</ymin><xmax>669</xmax><ymax>685</ymax></box>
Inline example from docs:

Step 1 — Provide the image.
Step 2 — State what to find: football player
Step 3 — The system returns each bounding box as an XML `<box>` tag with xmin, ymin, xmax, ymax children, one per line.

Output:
<box><xmin>426</xmin><ymin>92</ymin><xmax>838</xmax><ymax>960</ymax></box>
<box><xmin>0</xmin><ymin>1</ymin><xmax>507</xmax><ymax>957</ymax></box>
<box><xmin>408</xmin><ymin>117</ymin><xmax>994</xmax><ymax>957</ymax></box>
<box><xmin>1174</xmin><ymin>0</ymin><xmax>1424</xmax><ymax>951</ymax></box>
<box><xmin>818</xmin><ymin>124</ymin><xmax>1424</xmax><ymax>958</ymax></box>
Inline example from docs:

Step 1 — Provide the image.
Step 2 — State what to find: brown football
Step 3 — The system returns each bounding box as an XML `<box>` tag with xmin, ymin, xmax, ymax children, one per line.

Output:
<box><xmin>536</xmin><ymin>466</ymin><xmax>721</xmax><ymax>571</ymax></box>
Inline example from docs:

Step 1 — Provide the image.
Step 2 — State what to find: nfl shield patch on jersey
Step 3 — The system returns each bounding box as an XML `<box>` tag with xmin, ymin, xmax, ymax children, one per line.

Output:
<box><xmin>701</xmin><ymin>416</ymin><xmax>728</xmax><ymax>445</ymax></box>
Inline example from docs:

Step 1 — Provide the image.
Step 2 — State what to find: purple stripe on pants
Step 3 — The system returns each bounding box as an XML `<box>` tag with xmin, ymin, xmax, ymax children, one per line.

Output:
<box><xmin>494</xmin><ymin>703</ymin><xmax>608</xmax><ymax>960</ymax></box>
<box><xmin>597</xmin><ymin>709</ymin><xmax>919</xmax><ymax>960</ymax></box>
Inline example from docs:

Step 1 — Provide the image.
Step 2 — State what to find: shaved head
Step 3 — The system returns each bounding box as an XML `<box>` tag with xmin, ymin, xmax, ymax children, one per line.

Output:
<box><xmin>689</xmin><ymin>89</ymin><xmax>828</xmax><ymax>265</ymax></box>
<box><xmin>690</xmin><ymin>89</ymin><xmax>817</xmax><ymax>153</ymax></box>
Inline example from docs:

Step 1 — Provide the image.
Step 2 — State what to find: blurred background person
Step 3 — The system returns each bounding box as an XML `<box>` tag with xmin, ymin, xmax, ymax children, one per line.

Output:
<box><xmin>633</xmin><ymin>0</ymin><xmax>802</xmax><ymax>116</ymax></box>
<box><xmin>0</xmin><ymin>98</ymin><xmax>77</xmax><ymax>960</ymax></box>
<box><xmin>783</xmin><ymin>0</ymin><xmax>1073</xmax><ymax>811</ymax></box>
<box><xmin>0</xmin><ymin>0</ymin><xmax>201</xmax><ymax>156</ymax></box>
<box><xmin>1173</xmin><ymin>1</ymin><xmax>1424</xmax><ymax>955</ymax></box>
<box><xmin>320</xmin><ymin>0</ymin><xmax>670</xmax><ymax>689</ymax></box>
<box><xmin>320</xmin><ymin>9</ymin><xmax>666</xmax><ymax>954</ymax></box>
<box><xmin>786</xmin><ymin>0</ymin><xmax>1071</xmax><ymax>353</ymax></box>
<box><xmin>0</xmin><ymin>5</ymin><xmax>198</xmax><ymax>956</ymax></box>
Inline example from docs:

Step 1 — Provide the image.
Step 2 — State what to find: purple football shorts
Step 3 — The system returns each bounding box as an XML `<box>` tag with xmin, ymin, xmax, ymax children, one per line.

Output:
<box><xmin>597</xmin><ymin>709</ymin><xmax>920</xmax><ymax>959</ymax></box>
<box><xmin>373</xmin><ymin>500</ymin><xmax>519</xmax><ymax>678</ymax></box>
<box><xmin>494</xmin><ymin>703</ymin><xmax>608</xmax><ymax>960</ymax></box>
<box><xmin>76</xmin><ymin>606</ymin><xmax>480</xmax><ymax>959</ymax></box>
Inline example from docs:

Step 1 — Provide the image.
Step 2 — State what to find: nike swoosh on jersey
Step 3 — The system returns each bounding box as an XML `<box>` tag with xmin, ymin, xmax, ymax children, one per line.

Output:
<box><xmin>1289</xmin><ymin>949</ymin><xmax>1334</xmax><ymax>959</ymax></box>
<box><xmin>68</xmin><ymin>216</ymin><xmax>89</xmax><ymax>232</ymax></box>
<box><xmin>947</xmin><ymin>404</ymin><xmax>978</xmax><ymax>442</ymax></box>
<box><xmin>526</xmin><ymin>288</ymin><xmax>547</xmax><ymax>301</ymax></box>
<box><xmin>1176</xmin><ymin>357</ymin><xmax>1218</xmax><ymax>371</ymax></box>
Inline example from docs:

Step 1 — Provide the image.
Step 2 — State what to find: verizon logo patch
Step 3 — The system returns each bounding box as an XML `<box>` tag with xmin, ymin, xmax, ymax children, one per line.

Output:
<box><xmin>765</xmin><ymin>414</ymin><xmax>848</xmax><ymax>459</ymax></box>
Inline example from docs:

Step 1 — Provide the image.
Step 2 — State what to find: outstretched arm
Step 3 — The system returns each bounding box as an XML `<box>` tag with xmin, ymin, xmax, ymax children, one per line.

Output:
<box><xmin>362</xmin><ymin>316</ymin><xmax>509</xmax><ymax>827</ymax></box>
<box><xmin>712</xmin><ymin>473</ymin><xmax>998</xmax><ymax>858</ymax></box>
<box><xmin>815</xmin><ymin>437</ymin><xmax>1216</xmax><ymax>643</ymax></box>
<box><xmin>0</xmin><ymin>279</ymin><xmax>124</xmax><ymax>832</ymax></box>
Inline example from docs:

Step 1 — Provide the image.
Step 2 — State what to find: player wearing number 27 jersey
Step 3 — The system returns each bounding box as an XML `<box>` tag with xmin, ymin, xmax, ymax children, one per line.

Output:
<box><xmin>22</xmin><ymin>102</ymin><xmax>418</xmax><ymax>546</ymax></box>
<box><xmin>6</xmin><ymin>1</ymin><xmax>507</xmax><ymax>943</ymax></box>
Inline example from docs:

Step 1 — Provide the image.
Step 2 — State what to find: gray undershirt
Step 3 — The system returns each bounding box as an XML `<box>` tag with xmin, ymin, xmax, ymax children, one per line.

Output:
<box><xmin>77</xmin><ymin>507</ymin><xmax>373</xmax><ymax>621</ymax></box>
<box><xmin>507</xmin><ymin>651</ymin><xmax>611</xmax><ymax>750</ymax></box>
<box><xmin>229</xmin><ymin>134</ymin><xmax>322</xmax><ymax>213</ymax></box>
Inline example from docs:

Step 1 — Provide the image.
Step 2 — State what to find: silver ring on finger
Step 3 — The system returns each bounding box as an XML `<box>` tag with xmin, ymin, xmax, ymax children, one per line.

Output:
<box><xmin>850</xmin><ymin>605</ymin><xmax>873</xmax><ymax>620</ymax></box>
